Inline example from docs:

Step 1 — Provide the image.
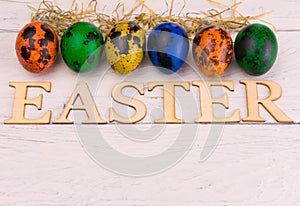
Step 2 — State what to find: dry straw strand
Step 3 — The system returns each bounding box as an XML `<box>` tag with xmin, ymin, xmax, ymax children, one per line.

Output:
<box><xmin>28</xmin><ymin>0</ymin><xmax>274</xmax><ymax>39</ymax></box>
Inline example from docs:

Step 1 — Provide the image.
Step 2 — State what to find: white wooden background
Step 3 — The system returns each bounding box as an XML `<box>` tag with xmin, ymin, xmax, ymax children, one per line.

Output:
<box><xmin>1</xmin><ymin>0</ymin><xmax>300</xmax><ymax>205</ymax></box>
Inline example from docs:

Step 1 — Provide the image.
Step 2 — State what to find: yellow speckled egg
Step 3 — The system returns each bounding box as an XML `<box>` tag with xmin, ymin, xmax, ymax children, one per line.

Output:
<box><xmin>105</xmin><ymin>22</ymin><xmax>146</xmax><ymax>74</ymax></box>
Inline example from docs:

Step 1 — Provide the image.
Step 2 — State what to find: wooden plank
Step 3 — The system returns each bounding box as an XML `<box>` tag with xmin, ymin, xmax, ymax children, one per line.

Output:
<box><xmin>0</xmin><ymin>124</ymin><xmax>299</xmax><ymax>205</ymax></box>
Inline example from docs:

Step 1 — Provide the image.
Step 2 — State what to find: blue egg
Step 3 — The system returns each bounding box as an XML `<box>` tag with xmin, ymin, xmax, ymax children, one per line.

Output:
<box><xmin>147</xmin><ymin>22</ymin><xmax>189</xmax><ymax>73</ymax></box>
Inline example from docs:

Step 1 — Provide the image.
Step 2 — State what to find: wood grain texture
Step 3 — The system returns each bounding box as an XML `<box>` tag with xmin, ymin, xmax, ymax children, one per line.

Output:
<box><xmin>0</xmin><ymin>0</ymin><xmax>300</xmax><ymax>205</ymax></box>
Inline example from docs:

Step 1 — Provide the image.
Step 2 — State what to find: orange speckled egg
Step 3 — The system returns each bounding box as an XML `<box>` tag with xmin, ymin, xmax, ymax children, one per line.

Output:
<box><xmin>192</xmin><ymin>26</ymin><xmax>233</xmax><ymax>78</ymax></box>
<box><xmin>15</xmin><ymin>22</ymin><xmax>59</xmax><ymax>73</ymax></box>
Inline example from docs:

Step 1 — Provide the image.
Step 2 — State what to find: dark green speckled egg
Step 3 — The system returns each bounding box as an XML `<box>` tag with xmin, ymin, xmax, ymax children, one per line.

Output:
<box><xmin>234</xmin><ymin>24</ymin><xmax>278</xmax><ymax>76</ymax></box>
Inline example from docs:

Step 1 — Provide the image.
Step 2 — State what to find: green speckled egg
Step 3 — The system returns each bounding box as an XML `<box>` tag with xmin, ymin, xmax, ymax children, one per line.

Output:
<box><xmin>61</xmin><ymin>22</ymin><xmax>104</xmax><ymax>73</ymax></box>
<box><xmin>105</xmin><ymin>22</ymin><xmax>146</xmax><ymax>74</ymax></box>
<box><xmin>234</xmin><ymin>24</ymin><xmax>278</xmax><ymax>76</ymax></box>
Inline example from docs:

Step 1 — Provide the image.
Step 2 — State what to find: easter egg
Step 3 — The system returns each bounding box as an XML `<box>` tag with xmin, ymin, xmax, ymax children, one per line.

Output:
<box><xmin>61</xmin><ymin>22</ymin><xmax>104</xmax><ymax>73</ymax></box>
<box><xmin>234</xmin><ymin>24</ymin><xmax>278</xmax><ymax>76</ymax></box>
<box><xmin>15</xmin><ymin>22</ymin><xmax>59</xmax><ymax>73</ymax></box>
<box><xmin>105</xmin><ymin>22</ymin><xmax>146</xmax><ymax>74</ymax></box>
<box><xmin>147</xmin><ymin>22</ymin><xmax>189</xmax><ymax>73</ymax></box>
<box><xmin>192</xmin><ymin>26</ymin><xmax>233</xmax><ymax>78</ymax></box>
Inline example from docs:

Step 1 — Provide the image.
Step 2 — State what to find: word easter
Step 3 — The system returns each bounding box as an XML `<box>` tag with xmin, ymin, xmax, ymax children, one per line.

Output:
<box><xmin>4</xmin><ymin>80</ymin><xmax>293</xmax><ymax>124</ymax></box>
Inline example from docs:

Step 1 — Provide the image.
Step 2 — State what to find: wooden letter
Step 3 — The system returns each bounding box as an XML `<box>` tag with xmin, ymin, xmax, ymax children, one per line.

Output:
<box><xmin>240</xmin><ymin>80</ymin><xmax>293</xmax><ymax>123</ymax></box>
<box><xmin>148</xmin><ymin>82</ymin><xmax>190</xmax><ymax>123</ymax></box>
<box><xmin>4</xmin><ymin>82</ymin><xmax>51</xmax><ymax>124</ymax></box>
<box><xmin>192</xmin><ymin>80</ymin><xmax>240</xmax><ymax>123</ymax></box>
<box><xmin>110</xmin><ymin>82</ymin><xmax>146</xmax><ymax>124</ymax></box>
<box><xmin>53</xmin><ymin>82</ymin><xmax>106</xmax><ymax>124</ymax></box>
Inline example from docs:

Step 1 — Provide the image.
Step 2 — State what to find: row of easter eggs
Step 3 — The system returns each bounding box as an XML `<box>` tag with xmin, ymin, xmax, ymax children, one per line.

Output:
<box><xmin>15</xmin><ymin>21</ymin><xmax>278</xmax><ymax>77</ymax></box>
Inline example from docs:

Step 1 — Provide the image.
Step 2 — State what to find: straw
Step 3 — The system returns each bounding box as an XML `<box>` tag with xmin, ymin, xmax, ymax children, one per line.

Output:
<box><xmin>29</xmin><ymin>0</ymin><xmax>274</xmax><ymax>39</ymax></box>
